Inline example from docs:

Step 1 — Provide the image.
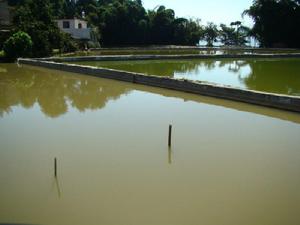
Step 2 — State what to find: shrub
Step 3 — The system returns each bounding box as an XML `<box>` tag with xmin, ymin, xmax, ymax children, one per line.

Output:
<box><xmin>59</xmin><ymin>33</ymin><xmax>78</xmax><ymax>53</ymax></box>
<box><xmin>3</xmin><ymin>31</ymin><xmax>33</xmax><ymax>59</ymax></box>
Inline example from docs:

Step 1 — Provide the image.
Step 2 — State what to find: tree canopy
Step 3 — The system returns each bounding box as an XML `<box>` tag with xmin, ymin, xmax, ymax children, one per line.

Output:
<box><xmin>244</xmin><ymin>0</ymin><xmax>300</xmax><ymax>48</ymax></box>
<box><xmin>4</xmin><ymin>0</ymin><xmax>258</xmax><ymax>58</ymax></box>
<box><xmin>3</xmin><ymin>31</ymin><xmax>32</xmax><ymax>59</ymax></box>
<box><xmin>90</xmin><ymin>1</ymin><xmax>204</xmax><ymax>46</ymax></box>
<box><xmin>8</xmin><ymin>0</ymin><xmax>206</xmax><ymax>48</ymax></box>
<box><xmin>5</xmin><ymin>0</ymin><xmax>300</xmax><ymax>53</ymax></box>
<box><xmin>12</xmin><ymin>0</ymin><xmax>63</xmax><ymax>57</ymax></box>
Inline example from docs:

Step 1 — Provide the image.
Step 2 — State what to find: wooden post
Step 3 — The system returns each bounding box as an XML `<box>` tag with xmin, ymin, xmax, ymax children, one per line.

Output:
<box><xmin>168</xmin><ymin>147</ymin><xmax>172</xmax><ymax>164</ymax></box>
<box><xmin>168</xmin><ymin>125</ymin><xmax>172</xmax><ymax>147</ymax></box>
<box><xmin>54</xmin><ymin>158</ymin><xmax>57</xmax><ymax>177</ymax></box>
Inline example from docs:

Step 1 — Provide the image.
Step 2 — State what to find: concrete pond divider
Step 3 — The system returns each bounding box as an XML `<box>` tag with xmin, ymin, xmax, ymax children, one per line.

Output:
<box><xmin>18</xmin><ymin>56</ymin><xmax>300</xmax><ymax>113</ymax></box>
<box><xmin>35</xmin><ymin>53</ymin><xmax>300</xmax><ymax>62</ymax></box>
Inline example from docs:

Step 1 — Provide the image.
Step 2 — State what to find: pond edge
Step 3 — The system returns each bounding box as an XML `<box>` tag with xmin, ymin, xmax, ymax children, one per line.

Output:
<box><xmin>18</xmin><ymin>57</ymin><xmax>300</xmax><ymax>113</ymax></box>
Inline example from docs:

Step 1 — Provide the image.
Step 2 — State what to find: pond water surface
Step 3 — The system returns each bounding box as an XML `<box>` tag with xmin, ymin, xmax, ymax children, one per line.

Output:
<box><xmin>1</xmin><ymin>63</ymin><xmax>300</xmax><ymax>225</ymax></box>
<box><xmin>65</xmin><ymin>48</ymin><xmax>300</xmax><ymax>57</ymax></box>
<box><xmin>73</xmin><ymin>58</ymin><xmax>300</xmax><ymax>96</ymax></box>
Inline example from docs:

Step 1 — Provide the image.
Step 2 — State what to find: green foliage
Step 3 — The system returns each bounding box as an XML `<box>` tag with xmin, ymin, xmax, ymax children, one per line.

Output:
<box><xmin>244</xmin><ymin>0</ymin><xmax>300</xmax><ymax>47</ymax></box>
<box><xmin>13</xmin><ymin>0</ymin><xmax>62</xmax><ymax>57</ymax></box>
<box><xmin>51</xmin><ymin>0</ymin><xmax>65</xmax><ymax>18</ymax></box>
<box><xmin>98</xmin><ymin>0</ymin><xmax>149</xmax><ymax>45</ymax></box>
<box><xmin>95</xmin><ymin>1</ymin><xmax>203</xmax><ymax>46</ymax></box>
<box><xmin>61</xmin><ymin>0</ymin><xmax>77</xmax><ymax>18</ymax></box>
<box><xmin>219</xmin><ymin>24</ymin><xmax>236</xmax><ymax>45</ymax></box>
<box><xmin>3</xmin><ymin>31</ymin><xmax>32</xmax><ymax>59</ymax></box>
<box><xmin>45</xmin><ymin>0</ymin><xmax>202</xmax><ymax>46</ymax></box>
<box><xmin>12</xmin><ymin>0</ymin><xmax>78</xmax><ymax>57</ymax></box>
<box><xmin>219</xmin><ymin>23</ymin><xmax>250</xmax><ymax>46</ymax></box>
<box><xmin>148</xmin><ymin>6</ymin><xmax>176</xmax><ymax>44</ymax></box>
<box><xmin>203</xmin><ymin>22</ymin><xmax>219</xmax><ymax>47</ymax></box>
<box><xmin>236</xmin><ymin>25</ymin><xmax>251</xmax><ymax>46</ymax></box>
<box><xmin>9</xmin><ymin>0</ymin><xmax>261</xmax><ymax>55</ymax></box>
<box><xmin>59</xmin><ymin>33</ymin><xmax>78</xmax><ymax>53</ymax></box>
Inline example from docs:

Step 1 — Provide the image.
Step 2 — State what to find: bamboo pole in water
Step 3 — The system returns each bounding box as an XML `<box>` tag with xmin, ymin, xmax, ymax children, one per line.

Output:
<box><xmin>168</xmin><ymin>125</ymin><xmax>172</xmax><ymax>147</ymax></box>
<box><xmin>54</xmin><ymin>158</ymin><xmax>57</xmax><ymax>177</ymax></box>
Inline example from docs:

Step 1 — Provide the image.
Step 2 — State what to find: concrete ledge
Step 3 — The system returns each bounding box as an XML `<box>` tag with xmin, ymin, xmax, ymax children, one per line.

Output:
<box><xmin>89</xmin><ymin>46</ymin><xmax>300</xmax><ymax>51</ymax></box>
<box><xmin>18</xmin><ymin>58</ymin><xmax>300</xmax><ymax>113</ymax></box>
<box><xmin>36</xmin><ymin>53</ymin><xmax>300</xmax><ymax>63</ymax></box>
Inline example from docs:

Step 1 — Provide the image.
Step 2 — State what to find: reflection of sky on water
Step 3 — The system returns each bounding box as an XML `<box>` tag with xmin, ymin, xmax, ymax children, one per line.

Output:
<box><xmin>174</xmin><ymin>60</ymin><xmax>252</xmax><ymax>88</ymax></box>
<box><xmin>76</xmin><ymin>58</ymin><xmax>300</xmax><ymax>96</ymax></box>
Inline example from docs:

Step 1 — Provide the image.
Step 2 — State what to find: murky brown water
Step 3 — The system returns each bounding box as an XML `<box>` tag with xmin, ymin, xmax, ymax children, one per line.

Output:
<box><xmin>1</xmin><ymin>63</ymin><xmax>300</xmax><ymax>225</ymax></box>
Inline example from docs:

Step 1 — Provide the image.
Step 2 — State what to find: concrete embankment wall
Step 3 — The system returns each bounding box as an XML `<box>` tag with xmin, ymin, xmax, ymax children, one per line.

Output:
<box><xmin>37</xmin><ymin>53</ymin><xmax>300</xmax><ymax>63</ymax></box>
<box><xmin>18</xmin><ymin>58</ymin><xmax>300</xmax><ymax>113</ymax></box>
<box><xmin>89</xmin><ymin>46</ymin><xmax>300</xmax><ymax>52</ymax></box>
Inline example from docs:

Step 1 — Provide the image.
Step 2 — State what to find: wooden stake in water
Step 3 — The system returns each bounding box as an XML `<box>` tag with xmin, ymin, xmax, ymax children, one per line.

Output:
<box><xmin>168</xmin><ymin>147</ymin><xmax>172</xmax><ymax>164</ymax></box>
<box><xmin>168</xmin><ymin>125</ymin><xmax>172</xmax><ymax>147</ymax></box>
<box><xmin>54</xmin><ymin>158</ymin><xmax>57</xmax><ymax>177</ymax></box>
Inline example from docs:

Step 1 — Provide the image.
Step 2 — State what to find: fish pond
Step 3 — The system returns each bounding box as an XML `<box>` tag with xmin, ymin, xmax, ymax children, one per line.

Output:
<box><xmin>1</xmin><ymin>63</ymin><xmax>300</xmax><ymax>225</ymax></box>
<box><xmin>61</xmin><ymin>48</ymin><xmax>300</xmax><ymax>57</ymax></box>
<box><xmin>73</xmin><ymin>58</ymin><xmax>300</xmax><ymax>96</ymax></box>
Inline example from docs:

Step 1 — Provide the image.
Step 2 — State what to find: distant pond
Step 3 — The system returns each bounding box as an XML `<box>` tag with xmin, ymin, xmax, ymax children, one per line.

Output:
<box><xmin>73</xmin><ymin>58</ymin><xmax>300</xmax><ymax>96</ymax></box>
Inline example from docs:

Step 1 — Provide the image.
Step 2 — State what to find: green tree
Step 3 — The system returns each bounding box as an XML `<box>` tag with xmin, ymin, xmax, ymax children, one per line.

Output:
<box><xmin>99</xmin><ymin>0</ymin><xmax>148</xmax><ymax>45</ymax></box>
<box><xmin>61</xmin><ymin>0</ymin><xmax>77</xmax><ymax>18</ymax></box>
<box><xmin>219</xmin><ymin>24</ymin><xmax>236</xmax><ymax>45</ymax></box>
<box><xmin>50</xmin><ymin>0</ymin><xmax>65</xmax><ymax>18</ymax></box>
<box><xmin>219</xmin><ymin>22</ymin><xmax>250</xmax><ymax>46</ymax></box>
<box><xmin>94</xmin><ymin>1</ymin><xmax>202</xmax><ymax>46</ymax></box>
<box><xmin>3</xmin><ymin>31</ymin><xmax>32</xmax><ymax>59</ymax></box>
<box><xmin>148</xmin><ymin>6</ymin><xmax>175</xmax><ymax>44</ymax></box>
<box><xmin>243</xmin><ymin>0</ymin><xmax>300</xmax><ymax>47</ymax></box>
<box><xmin>10</xmin><ymin>0</ymin><xmax>208</xmax><ymax>49</ymax></box>
<box><xmin>236</xmin><ymin>25</ymin><xmax>251</xmax><ymax>46</ymax></box>
<box><xmin>13</xmin><ymin>0</ymin><xmax>62</xmax><ymax>57</ymax></box>
<box><xmin>203</xmin><ymin>22</ymin><xmax>219</xmax><ymax>47</ymax></box>
<box><xmin>173</xmin><ymin>18</ymin><xmax>203</xmax><ymax>45</ymax></box>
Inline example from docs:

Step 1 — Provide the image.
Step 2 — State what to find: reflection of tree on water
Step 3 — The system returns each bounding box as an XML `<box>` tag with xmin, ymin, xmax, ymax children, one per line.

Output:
<box><xmin>92</xmin><ymin>58</ymin><xmax>300</xmax><ymax>95</ymax></box>
<box><xmin>1</xmin><ymin>59</ymin><xmax>299</xmax><ymax>118</ymax></box>
<box><xmin>0</xmin><ymin>64</ymin><xmax>130</xmax><ymax>118</ymax></box>
<box><xmin>219</xmin><ymin>60</ymin><xmax>249</xmax><ymax>73</ymax></box>
<box><xmin>241</xmin><ymin>59</ymin><xmax>300</xmax><ymax>95</ymax></box>
<box><xmin>87</xmin><ymin>59</ymin><xmax>219</xmax><ymax>77</ymax></box>
<box><xmin>88</xmin><ymin>59</ymin><xmax>251</xmax><ymax>82</ymax></box>
<box><xmin>1</xmin><ymin>63</ymin><xmax>300</xmax><ymax>124</ymax></box>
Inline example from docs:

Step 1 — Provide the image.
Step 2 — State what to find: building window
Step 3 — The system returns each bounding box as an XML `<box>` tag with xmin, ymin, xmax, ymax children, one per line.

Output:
<box><xmin>63</xmin><ymin>21</ymin><xmax>70</xmax><ymax>29</ymax></box>
<box><xmin>78</xmin><ymin>23</ymin><xmax>82</xmax><ymax>29</ymax></box>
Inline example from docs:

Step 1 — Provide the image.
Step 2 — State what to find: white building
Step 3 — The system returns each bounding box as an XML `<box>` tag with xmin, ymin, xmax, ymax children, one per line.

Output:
<box><xmin>56</xmin><ymin>18</ymin><xmax>91</xmax><ymax>40</ymax></box>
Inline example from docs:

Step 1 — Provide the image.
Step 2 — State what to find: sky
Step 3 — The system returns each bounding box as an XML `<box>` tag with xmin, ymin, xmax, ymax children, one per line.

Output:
<box><xmin>142</xmin><ymin>0</ymin><xmax>254</xmax><ymax>27</ymax></box>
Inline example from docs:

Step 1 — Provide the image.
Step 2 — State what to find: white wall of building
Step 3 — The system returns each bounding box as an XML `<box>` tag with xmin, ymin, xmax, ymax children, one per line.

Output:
<box><xmin>56</xmin><ymin>19</ymin><xmax>90</xmax><ymax>40</ymax></box>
